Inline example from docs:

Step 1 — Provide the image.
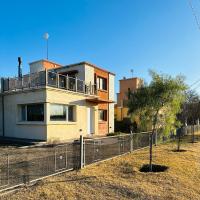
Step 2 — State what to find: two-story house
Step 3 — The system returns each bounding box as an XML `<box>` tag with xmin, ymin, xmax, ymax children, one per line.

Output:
<box><xmin>0</xmin><ymin>59</ymin><xmax>115</xmax><ymax>142</ymax></box>
<box><xmin>115</xmin><ymin>77</ymin><xmax>143</xmax><ymax>121</ymax></box>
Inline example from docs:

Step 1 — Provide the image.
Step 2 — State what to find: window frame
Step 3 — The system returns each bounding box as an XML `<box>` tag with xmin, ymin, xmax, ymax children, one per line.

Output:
<box><xmin>97</xmin><ymin>76</ymin><xmax>107</xmax><ymax>91</ymax></box>
<box><xmin>19</xmin><ymin>103</ymin><xmax>44</xmax><ymax>122</ymax></box>
<box><xmin>50</xmin><ymin>103</ymin><xmax>76</xmax><ymax>122</ymax></box>
<box><xmin>98</xmin><ymin>109</ymin><xmax>107</xmax><ymax>122</ymax></box>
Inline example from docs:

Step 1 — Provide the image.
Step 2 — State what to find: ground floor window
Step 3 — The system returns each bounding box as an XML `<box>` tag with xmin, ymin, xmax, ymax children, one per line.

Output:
<box><xmin>19</xmin><ymin>104</ymin><xmax>44</xmax><ymax>122</ymax></box>
<box><xmin>50</xmin><ymin>104</ymin><xmax>76</xmax><ymax>122</ymax></box>
<box><xmin>99</xmin><ymin>109</ymin><xmax>107</xmax><ymax>121</ymax></box>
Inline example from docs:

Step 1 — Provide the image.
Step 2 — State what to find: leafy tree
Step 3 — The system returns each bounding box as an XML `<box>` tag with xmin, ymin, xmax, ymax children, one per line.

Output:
<box><xmin>128</xmin><ymin>70</ymin><xmax>186</xmax><ymax>171</ymax></box>
<box><xmin>178</xmin><ymin>90</ymin><xmax>200</xmax><ymax>142</ymax></box>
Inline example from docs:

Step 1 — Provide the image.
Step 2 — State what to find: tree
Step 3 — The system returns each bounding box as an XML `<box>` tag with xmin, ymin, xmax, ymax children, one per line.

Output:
<box><xmin>128</xmin><ymin>70</ymin><xmax>186</xmax><ymax>171</ymax></box>
<box><xmin>178</xmin><ymin>90</ymin><xmax>200</xmax><ymax>143</ymax></box>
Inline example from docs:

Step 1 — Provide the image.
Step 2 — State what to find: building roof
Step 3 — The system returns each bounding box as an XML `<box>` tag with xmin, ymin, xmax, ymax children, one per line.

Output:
<box><xmin>62</xmin><ymin>61</ymin><xmax>115</xmax><ymax>76</ymax></box>
<box><xmin>29</xmin><ymin>59</ymin><xmax>63</xmax><ymax>66</ymax></box>
<box><xmin>29</xmin><ymin>60</ymin><xmax>115</xmax><ymax>76</ymax></box>
<box><xmin>119</xmin><ymin>77</ymin><xmax>142</xmax><ymax>81</ymax></box>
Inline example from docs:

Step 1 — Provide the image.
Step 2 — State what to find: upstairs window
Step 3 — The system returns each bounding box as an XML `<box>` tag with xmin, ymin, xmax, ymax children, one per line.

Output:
<box><xmin>50</xmin><ymin>104</ymin><xmax>76</xmax><ymax>122</ymax></box>
<box><xmin>97</xmin><ymin>77</ymin><xmax>107</xmax><ymax>90</ymax></box>
<box><xmin>99</xmin><ymin>110</ymin><xmax>107</xmax><ymax>121</ymax></box>
<box><xmin>19</xmin><ymin>104</ymin><xmax>44</xmax><ymax>122</ymax></box>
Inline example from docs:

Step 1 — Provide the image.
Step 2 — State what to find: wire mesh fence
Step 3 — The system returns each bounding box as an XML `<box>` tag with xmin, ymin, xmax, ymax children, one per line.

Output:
<box><xmin>0</xmin><ymin>125</ymin><xmax>200</xmax><ymax>192</ymax></box>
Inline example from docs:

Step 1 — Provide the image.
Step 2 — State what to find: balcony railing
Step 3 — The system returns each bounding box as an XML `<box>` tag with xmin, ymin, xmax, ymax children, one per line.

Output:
<box><xmin>1</xmin><ymin>71</ymin><xmax>97</xmax><ymax>96</ymax></box>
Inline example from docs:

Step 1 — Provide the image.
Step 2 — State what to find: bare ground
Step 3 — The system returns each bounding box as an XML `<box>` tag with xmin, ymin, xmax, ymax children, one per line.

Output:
<box><xmin>1</xmin><ymin>141</ymin><xmax>200</xmax><ymax>200</ymax></box>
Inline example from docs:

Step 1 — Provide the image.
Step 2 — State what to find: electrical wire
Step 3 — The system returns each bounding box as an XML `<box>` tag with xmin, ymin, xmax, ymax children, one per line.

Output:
<box><xmin>188</xmin><ymin>0</ymin><xmax>200</xmax><ymax>31</ymax></box>
<box><xmin>189</xmin><ymin>78</ymin><xmax>200</xmax><ymax>88</ymax></box>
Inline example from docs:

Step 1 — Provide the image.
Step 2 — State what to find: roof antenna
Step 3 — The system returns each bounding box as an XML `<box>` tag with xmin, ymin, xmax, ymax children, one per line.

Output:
<box><xmin>43</xmin><ymin>33</ymin><xmax>49</xmax><ymax>60</ymax></box>
<box><xmin>130</xmin><ymin>69</ymin><xmax>134</xmax><ymax>78</ymax></box>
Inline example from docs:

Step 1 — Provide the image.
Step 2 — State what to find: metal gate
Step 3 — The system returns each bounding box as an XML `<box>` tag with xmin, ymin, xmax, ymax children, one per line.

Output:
<box><xmin>55</xmin><ymin>145</ymin><xmax>67</xmax><ymax>172</ymax></box>
<box><xmin>0</xmin><ymin>154</ymin><xmax>9</xmax><ymax>188</ymax></box>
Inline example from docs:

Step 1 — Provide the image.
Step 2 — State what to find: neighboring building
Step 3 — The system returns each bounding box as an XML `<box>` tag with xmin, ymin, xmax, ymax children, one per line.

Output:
<box><xmin>0</xmin><ymin>60</ymin><xmax>115</xmax><ymax>141</ymax></box>
<box><xmin>115</xmin><ymin>77</ymin><xmax>143</xmax><ymax>121</ymax></box>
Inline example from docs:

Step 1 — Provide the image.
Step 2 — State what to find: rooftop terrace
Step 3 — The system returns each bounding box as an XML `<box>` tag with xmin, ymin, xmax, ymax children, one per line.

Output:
<box><xmin>1</xmin><ymin>71</ymin><xmax>97</xmax><ymax>96</ymax></box>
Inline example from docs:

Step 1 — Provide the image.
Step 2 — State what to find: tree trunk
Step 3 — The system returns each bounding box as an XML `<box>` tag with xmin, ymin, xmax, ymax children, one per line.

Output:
<box><xmin>149</xmin><ymin>132</ymin><xmax>153</xmax><ymax>172</ymax></box>
<box><xmin>192</xmin><ymin>121</ymin><xmax>195</xmax><ymax>143</ymax></box>
<box><xmin>177</xmin><ymin>129</ymin><xmax>181</xmax><ymax>151</ymax></box>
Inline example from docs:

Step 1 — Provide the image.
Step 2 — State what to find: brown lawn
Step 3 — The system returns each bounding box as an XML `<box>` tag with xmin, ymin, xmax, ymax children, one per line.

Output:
<box><xmin>1</xmin><ymin>141</ymin><xmax>200</xmax><ymax>200</ymax></box>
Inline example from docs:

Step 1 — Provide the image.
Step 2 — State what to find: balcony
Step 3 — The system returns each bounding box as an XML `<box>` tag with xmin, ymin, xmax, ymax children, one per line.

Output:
<box><xmin>1</xmin><ymin>71</ymin><xmax>97</xmax><ymax>96</ymax></box>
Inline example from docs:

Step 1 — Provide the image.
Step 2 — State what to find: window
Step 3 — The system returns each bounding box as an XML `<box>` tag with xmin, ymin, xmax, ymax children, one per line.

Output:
<box><xmin>68</xmin><ymin>105</ymin><xmax>74</xmax><ymax>122</ymax></box>
<box><xmin>99</xmin><ymin>110</ymin><xmax>107</xmax><ymax>121</ymax></box>
<box><xmin>50</xmin><ymin>104</ymin><xmax>75</xmax><ymax>122</ymax></box>
<box><xmin>50</xmin><ymin>104</ymin><xmax>66</xmax><ymax>121</ymax></box>
<box><xmin>20</xmin><ymin>104</ymin><xmax>44</xmax><ymax>122</ymax></box>
<box><xmin>97</xmin><ymin>77</ymin><xmax>107</xmax><ymax>90</ymax></box>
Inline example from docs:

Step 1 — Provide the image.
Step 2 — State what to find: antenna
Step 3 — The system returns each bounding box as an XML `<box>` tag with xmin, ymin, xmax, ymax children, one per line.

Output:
<box><xmin>18</xmin><ymin>57</ymin><xmax>22</xmax><ymax>79</ymax></box>
<box><xmin>43</xmin><ymin>33</ymin><xmax>49</xmax><ymax>60</ymax></box>
<box><xmin>130</xmin><ymin>69</ymin><xmax>134</xmax><ymax>78</ymax></box>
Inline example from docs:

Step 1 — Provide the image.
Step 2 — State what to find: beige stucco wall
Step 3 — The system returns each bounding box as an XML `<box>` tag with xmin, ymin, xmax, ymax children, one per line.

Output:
<box><xmin>3</xmin><ymin>89</ymin><xmax>47</xmax><ymax>140</ymax></box>
<box><xmin>30</xmin><ymin>61</ymin><xmax>44</xmax><ymax>74</ymax></box>
<box><xmin>46</xmin><ymin>87</ymin><xmax>98</xmax><ymax>141</ymax></box>
<box><xmin>0</xmin><ymin>96</ymin><xmax>3</xmax><ymax>136</ymax></box>
<box><xmin>84</xmin><ymin>64</ymin><xmax>94</xmax><ymax>85</ymax></box>
<box><xmin>109</xmin><ymin>73</ymin><xmax>115</xmax><ymax>133</ymax></box>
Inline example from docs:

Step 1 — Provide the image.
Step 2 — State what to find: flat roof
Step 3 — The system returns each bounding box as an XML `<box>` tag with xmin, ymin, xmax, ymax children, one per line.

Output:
<box><xmin>29</xmin><ymin>59</ymin><xmax>62</xmax><ymax>66</ymax></box>
<box><xmin>62</xmin><ymin>61</ymin><xmax>115</xmax><ymax>76</ymax></box>
<box><xmin>29</xmin><ymin>60</ymin><xmax>115</xmax><ymax>76</ymax></box>
<box><xmin>119</xmin><ymin>77</ymin><xmax>142</xmax><ymax>81</ymax></box>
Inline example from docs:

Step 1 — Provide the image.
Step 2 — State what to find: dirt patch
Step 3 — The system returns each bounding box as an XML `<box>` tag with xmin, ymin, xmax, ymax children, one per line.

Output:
<box><xmin>139</xmin><ymin>164</ymin><xmax>168</xmax><ymax>173</ymax></box>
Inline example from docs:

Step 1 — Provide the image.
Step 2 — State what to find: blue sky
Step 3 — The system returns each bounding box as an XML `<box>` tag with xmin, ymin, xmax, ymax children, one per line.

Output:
<box><xmin>1</xmin><ymin>0</ymin><xmax>200</xmax><ymax>94</ymax></box>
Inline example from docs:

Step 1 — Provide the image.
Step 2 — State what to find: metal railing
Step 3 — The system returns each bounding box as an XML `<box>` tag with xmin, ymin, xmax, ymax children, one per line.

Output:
<box><xmin>1</xmin><ymin>71</ymin><xmax>97</xmax><ymax>96</ymax></box>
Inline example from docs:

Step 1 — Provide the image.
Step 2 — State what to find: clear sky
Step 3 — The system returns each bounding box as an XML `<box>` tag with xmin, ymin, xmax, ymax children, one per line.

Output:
<box><xmin>1</xmin><ymin>0</ymin><xmax>200</xmax><ymax>94</ymax></box>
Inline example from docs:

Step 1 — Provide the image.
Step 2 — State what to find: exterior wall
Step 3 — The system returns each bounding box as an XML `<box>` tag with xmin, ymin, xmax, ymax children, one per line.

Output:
<box><xmin>30</xmin><ymin>60</ymin><xmax>61</xmax><ymax>74</ymax></box>
<box><xmin>0</xmin><ymin>96</ymin><xmax>3</xmax><ymax>136</ymax></box>
<box><xmin>94</xmin><ymin>68</ymin><xmax>109</xmax><ymax>135</ymax></box>
<box><xmin>85</xmin><ymin>64</ymin><xmax>95</xmax><ymax>85</ymax></box>
<box><xmin>3</xmin><ymin>89</ymin><xmax>47</xmax><ymax>140</ymax></box>
<box><xmin>117</xmin><ymin>77</ymin><xmax>142</xmax><ymax>106</ymax></box>
<box><xmin>56</xmin><ymin>64</ymin><xmax>85</xmax><ymax>81</ymax></box>
<box><xmin>115</xmin><ymin>107</ymin><xmax>129</xmax><ymax>121</ymax></box>
<box><xmin>30</xmin><ymin>61</ymin><xmax>44</xmax><ymax>74</ymax></box>
<box><xmin>46</xmin><ymin>88</ymin><xmax>98</xmax><ymax>141</ymax></box>
<box><xmin>108</xmin><ymin>73</ymin><xmax>115</xmax><ymax>133</ymax></box>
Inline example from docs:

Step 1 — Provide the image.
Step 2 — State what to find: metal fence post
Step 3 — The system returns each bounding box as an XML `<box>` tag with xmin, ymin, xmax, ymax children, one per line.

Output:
<box><xmin>155</xmin><ymin>130</ymin><xmax>157</xmax><ymax>146</ymax></box>
<box><xmin>80</xmin><ymin>135</ymin><xmax>84</xmax><ymax>169</ymax></box>
<box><xmin>130</xmin><ymin>133</ymin><xmax>133</xmax><ymax>152</ymax></box>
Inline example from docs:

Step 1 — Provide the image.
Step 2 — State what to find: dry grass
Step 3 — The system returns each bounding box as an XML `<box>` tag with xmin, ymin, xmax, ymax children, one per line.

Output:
<box><xmin>1</xmin><ymin>142</ymin><xmax>200</xmax><ymax>200</ymax></box>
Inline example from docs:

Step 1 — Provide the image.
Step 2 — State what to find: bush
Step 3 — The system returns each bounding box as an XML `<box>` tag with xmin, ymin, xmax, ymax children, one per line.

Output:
<box><xmin>114</xmin><ymin>118</ymin><xmax>137</xmax><ymax>133</ymax></box>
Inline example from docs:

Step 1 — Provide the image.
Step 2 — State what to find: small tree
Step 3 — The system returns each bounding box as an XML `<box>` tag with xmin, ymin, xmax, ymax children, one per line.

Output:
<box><xmin>178</xmin><ymin>90</ymin><xmax>200</xmax><ymax>142</ymax></box>
<box><xmin>128</xmin><ymin>70</ymin><xmax>186</xmax><ymax>171</ymax></box>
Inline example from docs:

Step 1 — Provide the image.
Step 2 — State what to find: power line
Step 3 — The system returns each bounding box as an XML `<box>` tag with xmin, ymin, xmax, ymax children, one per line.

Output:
<box><xmin>188</xmin><ymin>0</ymin><xmax>200</xmax><ymax>31</ymax></box>
<box><xmin>192</xmin><ymin>82</ymin><xmax>200</xmax><ymax>91</ymax></box>
<box><xmin>189</xmin><ymin>78</ymin><xmax>200</xmax><ymax>88</ymax></box>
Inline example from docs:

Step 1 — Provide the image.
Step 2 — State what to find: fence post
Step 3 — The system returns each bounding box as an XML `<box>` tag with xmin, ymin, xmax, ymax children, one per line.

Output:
<box><xmin>45</xmin><ymin>70</ymin><xmax>48</xmax><ymax>86</ymax></box>
<box><xmin>7</xmin><ymin>154</ymin><xmax>9</xmax><ymax>185</ymax></box>
<box><xmin>155</xmin><ymin>130</ymin><xmax>157</xmax><ymax>146</ymax></box>
<box><xmin>80</xmin><ymin>135</ymin><xmax>84</xmax><ymax>169</ymax></box>
<box><xmin>130</xmin><ymin>133</ymin><xmax>133</xmax><ymax>152</ymax></box>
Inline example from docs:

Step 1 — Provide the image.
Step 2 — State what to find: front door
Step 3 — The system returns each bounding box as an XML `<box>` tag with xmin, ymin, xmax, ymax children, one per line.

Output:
<box><xmin>87</xmin><ymin>107</ymin><xmax>94</xmax><ymax>135</ymax></box>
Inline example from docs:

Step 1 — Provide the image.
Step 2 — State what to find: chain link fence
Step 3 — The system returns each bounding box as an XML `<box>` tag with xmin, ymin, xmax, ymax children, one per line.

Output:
<box><xmin>0</xmin><ymin>125</ymin><xmax>200</xmax><ymax>192</ymax></box>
